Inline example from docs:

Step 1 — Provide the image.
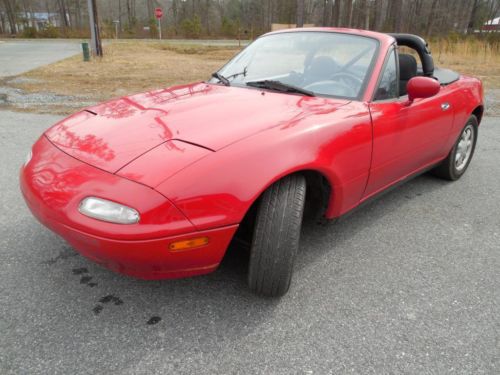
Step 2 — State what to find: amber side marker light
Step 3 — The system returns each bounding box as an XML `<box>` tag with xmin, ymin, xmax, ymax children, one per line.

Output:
<box><xmin>169</xmin><ymin>237</ymin><xmax>209</xmax><ymax>252</ymax></box>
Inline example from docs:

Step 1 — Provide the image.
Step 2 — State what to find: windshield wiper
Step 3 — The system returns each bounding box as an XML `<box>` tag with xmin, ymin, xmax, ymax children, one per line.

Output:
<box><xmin>226</xmin><ymin>67</ymin><xmax>248</xmax><ymax>80</ymax></box>
<box><xmin>246</xmin><ymin>80</ymin><xmax>315</xmax><ymax>97</ymax></box>
<box><xmin>211</xmin><ymin>72</ymin><xmax>230</xmax><ymax>86</ymax></box>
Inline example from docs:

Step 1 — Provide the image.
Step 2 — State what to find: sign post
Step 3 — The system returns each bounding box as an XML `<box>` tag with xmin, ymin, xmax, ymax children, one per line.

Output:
<box><xmin>113</xmin><ymin>20</ymin><xmax>119</xmax><ymax>39</ymax></box>
<box><xmin>155</xmin><ymin>7</ymin><xmax>163</xmax><ymax>40</ymax></box>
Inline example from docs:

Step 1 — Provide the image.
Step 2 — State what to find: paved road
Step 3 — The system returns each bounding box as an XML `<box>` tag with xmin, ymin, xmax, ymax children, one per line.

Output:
<box><xmin>142</xmin><ymin>38</ymin><xmax>250</xmax><ymax>46</ymax></box>
<box><xmin>0</xmin><ymin>40</ymin><xmax>81</xmax><ymax>77</ymax></box>
<box><xmin>0</xmin><ymin>111</ymin><xmax>498</xmax><ymax>374</ymax></box>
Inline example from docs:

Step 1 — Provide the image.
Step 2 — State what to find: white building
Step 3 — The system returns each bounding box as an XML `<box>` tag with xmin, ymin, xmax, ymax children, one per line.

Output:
<box><xmin>482</xmin><ymin>16</ymin><xmax>500</xmax><ymax>32</ymax></box>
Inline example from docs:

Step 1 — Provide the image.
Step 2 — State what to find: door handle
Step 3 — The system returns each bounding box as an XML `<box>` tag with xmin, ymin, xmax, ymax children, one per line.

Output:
<box><xmin>441</xmin><ymin>102</ymin><xmax>451</xmax><ymax>111</ymax></box>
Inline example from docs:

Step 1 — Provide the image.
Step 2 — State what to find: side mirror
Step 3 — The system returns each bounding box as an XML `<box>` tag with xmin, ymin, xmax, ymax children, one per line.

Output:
<box><xmin>406</xmin><ymin>76</ymin><xmax>440</xmax><ymax>103</ymax></box>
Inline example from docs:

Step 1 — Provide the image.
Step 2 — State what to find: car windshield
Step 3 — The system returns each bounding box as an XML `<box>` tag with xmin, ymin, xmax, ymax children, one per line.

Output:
<box><xmin>212</xmin><ymin>31</ymin><xmax>378</xmax><ymax>99</ymax></box>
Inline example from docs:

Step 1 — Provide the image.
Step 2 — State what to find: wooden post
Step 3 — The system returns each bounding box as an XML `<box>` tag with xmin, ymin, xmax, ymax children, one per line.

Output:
<box><xmin>87</xmin><ymin>0</ymin><xmax>103</xmax><ymax>57</ymax></box>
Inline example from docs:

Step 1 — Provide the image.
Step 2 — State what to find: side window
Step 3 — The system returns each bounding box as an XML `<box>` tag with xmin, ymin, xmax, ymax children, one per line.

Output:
<box><xmin>374</xmin><ymin>49</ymin><xmax>398</xmax><ymax>101</ymax></box>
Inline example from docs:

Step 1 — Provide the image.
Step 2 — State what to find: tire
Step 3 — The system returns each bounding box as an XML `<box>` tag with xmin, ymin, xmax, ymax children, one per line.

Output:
<box><xmin>248</xmin><ymin>174</ymin><xmax>307</xmax><ymax>297</ymax></box>
<box><xmin>431</xmin><ymin>115</ymin><xmax>478</xmax><ymax>181</ymax></box>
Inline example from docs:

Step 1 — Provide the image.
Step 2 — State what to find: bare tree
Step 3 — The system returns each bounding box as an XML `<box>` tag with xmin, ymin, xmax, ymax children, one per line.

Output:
<box><xmin>57</xmin><ymin>0</ymin><xmax>70</xmax><ymax>27</ymax></box>
<box><xmin>1</xmin><ymin>0</ymin><xmax>17</xmax><ymax>34</ymax></box>
<box><xmin>3</xmin><ymin>0</ymin><xmax>499</xmax><ymax>38</ymax></box>
<box><xmin>296</xmin><ymin>0</ymin><xmax>304</xmax><ymax>26</ymax></box>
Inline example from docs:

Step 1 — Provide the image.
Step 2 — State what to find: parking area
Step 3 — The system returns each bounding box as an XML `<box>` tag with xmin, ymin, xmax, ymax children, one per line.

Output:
<box><xmin>0</xmin><ymin>111</ymin><xmax>498</xmax><ymax>374</ymax></box>
<box><xmin>0</xmin><ymin>40</ymin><xmax>81</xmax><ymax>77</ymax></box>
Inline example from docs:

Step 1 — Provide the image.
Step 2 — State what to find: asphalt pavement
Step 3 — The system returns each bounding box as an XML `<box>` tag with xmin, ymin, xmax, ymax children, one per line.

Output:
<box><xmin>0</xmin><ymin>111</ymin><xmax>498</xmax><ymax>374</ymax></box>
<box><xmin>0</xmin><ymin>40</ymin><xmax>82</xmax><ymax>77</ymax></box>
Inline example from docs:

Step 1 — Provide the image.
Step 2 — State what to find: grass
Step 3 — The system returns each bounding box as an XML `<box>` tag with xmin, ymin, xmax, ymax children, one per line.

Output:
<box><xmin>5</xmin><ymin>38</ymin><xmax>500</xmax><ymax>115</ymax></box>
<box><xmin>429</xmin><ymin>38</ymin><xmax>500</xmax><ymax>89</ymax></box>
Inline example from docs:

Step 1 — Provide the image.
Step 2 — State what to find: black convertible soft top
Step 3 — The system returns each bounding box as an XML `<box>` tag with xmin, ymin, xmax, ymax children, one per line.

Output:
<box><xmin>432</xmin><ymin>68</ymin><xmax>460</xmax><ymax>85</ymax></box>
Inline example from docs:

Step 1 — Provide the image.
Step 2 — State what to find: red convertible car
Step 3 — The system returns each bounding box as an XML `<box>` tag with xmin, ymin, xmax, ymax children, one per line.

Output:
<box><xmin>21</xmin><ymin>28</ymin><xmax>483</xmax><ymax>297</ymax></box>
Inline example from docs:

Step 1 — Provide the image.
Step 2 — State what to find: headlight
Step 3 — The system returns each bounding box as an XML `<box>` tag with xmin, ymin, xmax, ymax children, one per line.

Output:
<box><xmin>79</xmin><ymin>197</ymin><xmax>140</xmax><ymax>224</ymax></box>
<box><xmin>24</xmin><ymin>150</ymin><xmax>32</xmax><ymax>166</ymax></box>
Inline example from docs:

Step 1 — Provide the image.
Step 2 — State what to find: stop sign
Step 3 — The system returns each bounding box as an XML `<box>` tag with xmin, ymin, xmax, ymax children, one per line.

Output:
<box><xmin>155</xmin><ymin>7</ymin><xmax>163</xmax><ymax>19</ymax></box>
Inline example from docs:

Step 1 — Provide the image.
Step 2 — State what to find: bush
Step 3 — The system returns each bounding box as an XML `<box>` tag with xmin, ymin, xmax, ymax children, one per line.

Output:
<box><xmin>149</xmin><ymin>18</ymin><xmax>158</xmax><ymax>38</ymax></box>
<box><xmin>38</xmin><ymin>24</ymin><xmax>60</xmax><ymax>38</ymax></box>
<box><xmin>221</xmin><ymin>17</ymin><xmax>236</xmax><ymax>37</ymax></box>
<box><xmin>21</xmin><ymin>26</ymin><xmax>37</xmax><ymax>38</ymax></box>
<box><xmin>181</xmin><ymin>15</ymin><xmax>202</xmax><ymax>38</ymax></box>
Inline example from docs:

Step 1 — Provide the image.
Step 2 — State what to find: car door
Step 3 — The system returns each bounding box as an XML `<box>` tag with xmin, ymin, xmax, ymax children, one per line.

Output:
<box><xmin>363</xmin><ymin>47</ymin><xmax>455</xmax><ymax>199</ymax></box>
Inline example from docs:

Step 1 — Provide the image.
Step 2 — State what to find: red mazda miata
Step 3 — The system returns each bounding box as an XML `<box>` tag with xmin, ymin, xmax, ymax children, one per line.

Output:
<box><xmin>21</xmin><ymin>28</ymin><xmax>483</xmax><ymax>296</ymax></box>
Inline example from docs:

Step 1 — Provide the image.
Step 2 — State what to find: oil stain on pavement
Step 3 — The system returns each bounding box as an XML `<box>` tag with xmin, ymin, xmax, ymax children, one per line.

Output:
<box><xmin>92</xmin><ymin>295</ymin><xmax>124</xmax><ymax>316</ymax></box>
<box><xmin>72</xmin><ymin>267</ymin><xmax>97</xmax><ymax>287</ymax></box>
<box><xmin>71</xmin><ymin>267</ymin><xmax>161</xmax><ymax>324</ymax></box>
<box><xmin>42</xmin><ymin>246</ymin><xmax>78</xmax><ymax>265</ymax></box>
<box><xmin>146</xmin><ymin>316</ymin><xmax>162</xmax><ymax>325</ymax></box>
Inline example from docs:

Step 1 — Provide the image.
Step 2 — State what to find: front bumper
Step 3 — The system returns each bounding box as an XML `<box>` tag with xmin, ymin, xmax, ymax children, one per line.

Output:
<box><xmin>20</xmin><ymin>136</ymin><xmax>238</xmax><ymax>279</ymax></box>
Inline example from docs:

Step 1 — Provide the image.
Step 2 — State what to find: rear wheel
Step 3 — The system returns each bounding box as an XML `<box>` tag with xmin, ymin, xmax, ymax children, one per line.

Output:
<box><xmin>248</xmin><ymin>174</ymin><xmax>306</xmax><ymax>297</ymax></box>
<box><xmin>431</xmin><ymin>115</ymin><xmax>478</xmax><ymax>181</ymax></box>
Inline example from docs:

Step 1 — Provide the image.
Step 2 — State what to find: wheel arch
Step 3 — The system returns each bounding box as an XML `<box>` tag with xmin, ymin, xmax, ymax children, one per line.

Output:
<box><xmin>236</xmin><ymin>169</ymin><xmax>333</xmax><ymax>241</ymax></box>
<box><xmin>472</xmin><ymin>105</ymin><xmax>484</xmax><ymax>125</ymax></box>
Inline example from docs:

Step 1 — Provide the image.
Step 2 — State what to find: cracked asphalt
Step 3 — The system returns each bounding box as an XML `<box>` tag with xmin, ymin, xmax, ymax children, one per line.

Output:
<box><xmin>0</xmin><ymin>111</ymin><xmax>499</xmax><ymax>374</ymax></box>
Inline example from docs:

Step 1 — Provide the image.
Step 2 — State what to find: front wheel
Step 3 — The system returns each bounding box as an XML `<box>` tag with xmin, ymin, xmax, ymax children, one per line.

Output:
<box><xmin>248</xmin><ymin>174</ymin><xmax>306</xmax><ymax>297</ymax></box>
<box><xmin>431</xmin><ymin>115</ymin><xmax>478</xmax><ymax>181</ymax></box>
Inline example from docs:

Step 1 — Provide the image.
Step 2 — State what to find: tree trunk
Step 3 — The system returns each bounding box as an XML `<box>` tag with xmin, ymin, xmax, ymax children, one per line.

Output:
<box><xmin>267</xmin><ymin>0</ymin><xmax>273</xmax><ymax>30</ymax></box>
<box><xmin>343</xmin><ymin>0</ymin><xmax>353</xmax><ymax>27</ymax></box>
<box><xmin>425</xmin><ymin>0</ymin><xmax>438</xmax><ymax>37</ymax></box>
<box><xmin>372</xmin><ymin>0</ymin><xmax>383</xmax><ymax>31</ymax></box>
<box><xmin>74</xmin><ymin>0</ymin><xmax>82</xmax><ymax>29</ymax></box>
<box><xmin>127</xmin><ymin>0</ymin><xmax>133</xmax><ymax>26</ymax></box>
<box><xmin>324</xmin><ymin>0</ymin><xmax>334</xmax><ymax>26</ymax></box>
<box><xmin>296</xmin><ymin>0</ymin><xmax>304</xmax><ymax>27</ymax></box>
<box><xmin>204</xmin><ymin>0</ymin><xmax>211</xmax><ymax>34</ymax></box>
<box><xmin>364</xmin><ymin>0</ymin><xmax>370</xmax><ymax>29</ymax></box>
<box><xmin>2</xmin><ymin>0</ymin><xmax>17</xmax><ymax>34</ymax></box>
<box><xmin>322</xmin><ymin>0</ymin><xmax>328</xmax><ymax>26</ymax></box>
<box><xmin>386</xmin><ymin>0</ymin><xmax>402</xmax><ymax>32</ymax></box>
<box><xmin>58</xmin><ymin>0</ymin><xmax>70</xmax><ymax>28</ymax></box>
<box><xmin>333</xmin><ymin>0</ymin><xmax>341</xmax><ymax>27</ymax></box>
<box><xmin>0</xmin><ymin>10</ymin><xmax>5</xmax><ymax>34</ymax></box>
<box><xmin>147</xmin><ymin>0</ymin><xmax>154</xmax><ymax>20</ymax></box>
<box><xmin>118</xmin><ymin>0</ymin><xmax>122</xmax><ymax>31</ymax></box>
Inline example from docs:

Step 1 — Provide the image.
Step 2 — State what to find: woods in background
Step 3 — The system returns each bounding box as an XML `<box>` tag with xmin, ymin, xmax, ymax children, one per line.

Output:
<box><xmin>0</xmin><ymin>0</ymin><xmax>499</xmax><ymax>39</ymax></box>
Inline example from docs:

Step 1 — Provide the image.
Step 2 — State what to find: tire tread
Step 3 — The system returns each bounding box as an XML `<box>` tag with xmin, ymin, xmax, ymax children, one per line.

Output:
<box><xmin>248</xmin><ymin>174</ymin><xmax>306</xmax><ymax>297</ymax></box>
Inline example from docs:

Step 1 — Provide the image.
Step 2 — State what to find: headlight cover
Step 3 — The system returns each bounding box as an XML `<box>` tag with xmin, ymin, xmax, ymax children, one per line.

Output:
<box><xmin>79</xmin><ymin>197</ymin><xmax>140</xmax><ymax>224</ymax></box>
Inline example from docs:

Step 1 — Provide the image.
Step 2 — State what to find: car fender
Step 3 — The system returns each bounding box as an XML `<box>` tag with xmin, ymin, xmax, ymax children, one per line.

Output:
<box><xmin>441</xmin><ymin>76</ymin><xmax>483</xmax><ymax>153</ymax></box>
<box><xmin>156</xmin><ymin>101</ymin><xmax>373</xmax><ymax>230</ymax></box>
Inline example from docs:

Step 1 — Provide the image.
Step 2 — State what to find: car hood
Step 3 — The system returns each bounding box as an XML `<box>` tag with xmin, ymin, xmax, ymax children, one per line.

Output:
<box><xmin>45</xmin><ymin>82</ymin><xmax>349</xmax><ymax>174</ymax></box>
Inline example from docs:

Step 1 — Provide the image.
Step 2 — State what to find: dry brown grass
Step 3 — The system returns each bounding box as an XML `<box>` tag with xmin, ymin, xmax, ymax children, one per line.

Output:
<box><xmin>429</xmin><ymin>39</ymin><xmax>500</xmax><ymax>89</ymax></box>
<box><xmin>13</xmin><ymin>41</ymin><xmax>241</xmax><ymax>101</ymax></box>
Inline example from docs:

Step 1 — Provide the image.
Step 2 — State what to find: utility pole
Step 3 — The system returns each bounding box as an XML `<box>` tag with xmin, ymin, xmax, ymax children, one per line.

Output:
<box><xmin>87</xmin><ymin>0</ymin><xmax>103</xmax><ymax>57</ymax></box>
